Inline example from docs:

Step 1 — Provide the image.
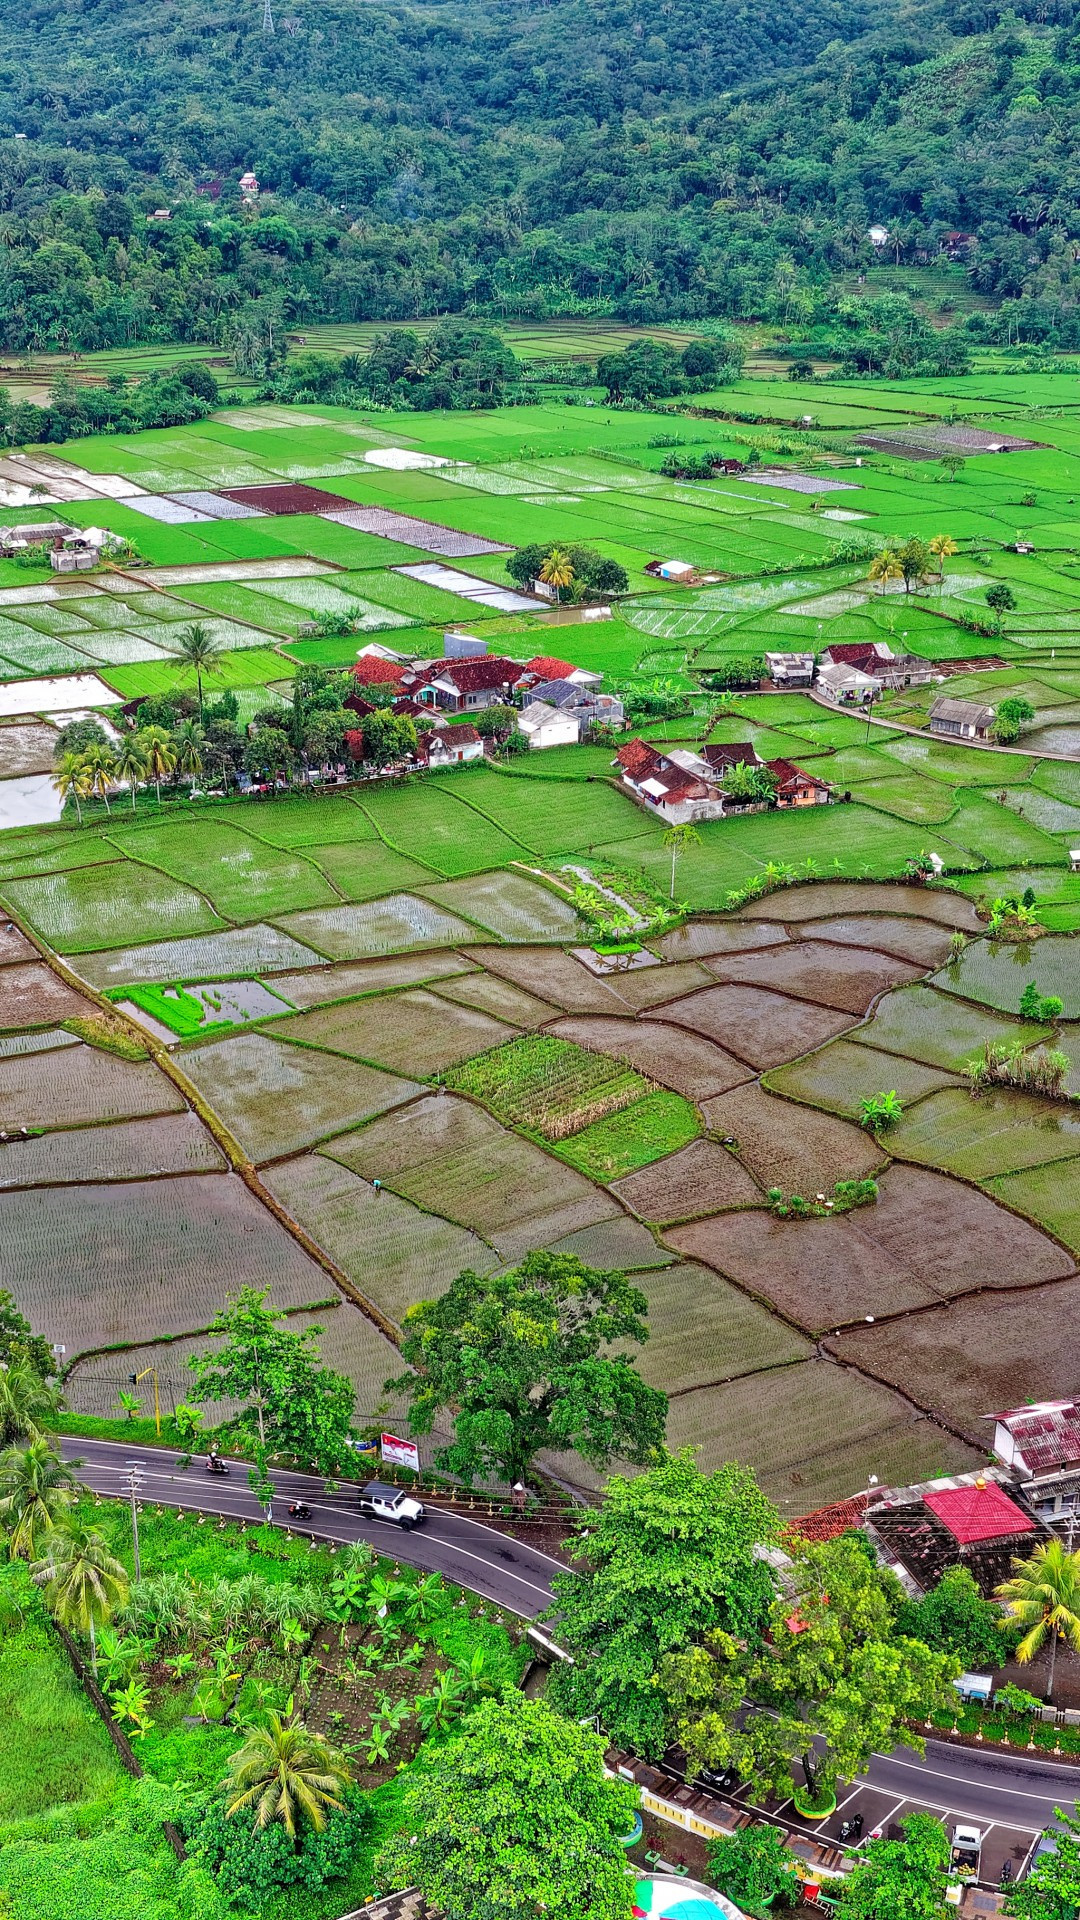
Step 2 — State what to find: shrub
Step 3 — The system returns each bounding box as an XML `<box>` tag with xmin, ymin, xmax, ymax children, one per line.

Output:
<box><xmin>859</xmin><ymin>1090</ymin><xmax>903</xmax><ymax>1132</ymax></box>
<box><xmin>182</xmin><ymin>1788</ymin><xmax>370</xmax><ymax>1902</ymax></box>
<box><xmin>1019</xmin><ymin>982</ymin><xmax>1063</xmax><ymax>1022</ymax></box>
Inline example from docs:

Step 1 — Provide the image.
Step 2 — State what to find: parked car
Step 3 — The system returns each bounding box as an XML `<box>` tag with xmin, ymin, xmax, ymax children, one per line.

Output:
<box><xmin>697</xmin><ymin>1765</ymin><xmax>740</xmax><ymax>1795</ymax></box>
<box><xmin>359</xmin><ymin>1481</ymin><xmax>426</xmax><ymax>1531</ymax></box>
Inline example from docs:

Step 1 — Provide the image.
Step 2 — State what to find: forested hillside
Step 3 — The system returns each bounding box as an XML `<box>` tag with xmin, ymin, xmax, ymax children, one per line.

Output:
<box><xmin>0</xmin><ymin>0</ymin><xmax>1078</xmax><ymax>350</ymax></box>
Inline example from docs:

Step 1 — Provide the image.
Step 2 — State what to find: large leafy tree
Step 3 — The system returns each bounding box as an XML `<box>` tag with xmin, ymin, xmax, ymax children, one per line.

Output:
<box><xmin>664</xmin><ymin>1534</ymin><xmax>957</xmax><ymax>1803</ymax></box>
<box><xmin>0</xmin><ymin>1358</ymin><xmax>61</xmax><ymax>1450</ymax></box>
<box><xmin>377</xmin><ymin>1694</ymin><xmax>638</xmax><ymax>1920</ymax></box>
<box><xmin>0</xmin><ymin>1292</ymin><xmax>54</xmax><ymax>1382</ymax></box>
<box><xmin>189</xmin><ymin>1288</ymin><xmax>356</xmax><ymax>1491</ymax></box>
<box><xmin>840</xmin><ymin>1811</ymin><xmax>950</xmax><ymax>1920</ymax></box>
<box><xmin>387</xmin><ymin>1252</ymin><xmax>667</xmax><ymax>1486</ymax></box>
<box><xmin>896</xmin><ymin>1563</ymin><xmax>1011</xmax><ymax>1671</ymax></box>
<box><xmin>549</xmin><ymin>1449</ymin><xmax>778</xmax><ymax>1755</ymax></box>
<box><xmin>1006</xmin><ymin>1805</ymin><xmax>1080</xmax><ymax>1920</ymax></box>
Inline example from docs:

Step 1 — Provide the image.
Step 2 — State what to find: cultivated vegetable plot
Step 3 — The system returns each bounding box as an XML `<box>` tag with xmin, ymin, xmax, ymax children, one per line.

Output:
<box><xmin>445</xmin><ymin>1033</ymin><xmax>652</xmax><ymax>1140</ymax></box>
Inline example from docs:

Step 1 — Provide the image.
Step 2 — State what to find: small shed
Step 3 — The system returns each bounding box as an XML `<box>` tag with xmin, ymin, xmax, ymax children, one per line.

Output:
<box><xmin>658</xmin><ymin>559</ymin><xmax>696</xmax><ymax>582</ymax></box>
<box><xmin>929</xmin><ymin>695</ymin><xmax>996</xmax><ymax>741</ymax></box>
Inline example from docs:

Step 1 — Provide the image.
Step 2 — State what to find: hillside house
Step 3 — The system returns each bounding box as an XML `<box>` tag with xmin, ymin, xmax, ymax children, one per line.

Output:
<box><xmin>657</xmin><ymin>559</ymin><xmax>697</xmax><ymax>583</ymax></box>
<box><xmin>701</xmin><ymin>742</ymin><xmax>762</xmax><ymax>774</ymax></box>
<box><xmin>614</xmin><ymin>738</ymin><xmax>727</xmax><ymax>823</ymax></box>
<box><xmin>415</xmin><ymin>725</ymin><xmax>483</xmax><ymax>767</ymax></box>
<box><xmin>402</xmin><ymin>656</ymin><xmax>520</xmax><ymax>713</ymax></box>
<box><xmin>517</xmin><ymin>701</ymin><xmax>580</xmax><ymax>750</ymax></box>
<box><xmin>349</xmin><ymin>654</ymin><xmax>408</xmax><ymax>693</ymax></box>
<box><xmin>49</xmin><ymin>528</ymin><xmax>109</xmax><ymax>574</ymax></box>
<box><xmin>990</xmin><ymin>1402</ymin><xmax>1080</xmax><ymax>1523</ymax></box>
<box><xmin>929</xmin><ymin>695</ymin><xmax>995</xmax><ymax>740</ymax></box>
<box><xmin>766</xmin><ymin>652</ymin><xmax>815</xmax><ymax>688</ymax></box>
<box><xmin>767</xmin><ymin>758</ymin><xmax>832</xmax><ymax>806</ymax></box>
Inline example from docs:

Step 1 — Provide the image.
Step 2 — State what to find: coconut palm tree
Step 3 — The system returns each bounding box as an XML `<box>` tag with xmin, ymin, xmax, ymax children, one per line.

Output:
<box><xmin>177</xmin><ymin>622</ymin><xmax>222</xmax><ymax>718</ymax></box>
<box><xmin>0</xmin><ymin>1436</ymin><xmax>77</xmax><ymax>1560</ymax></box>
<box><xmin>31</xmin><ymin>1520</ymin><xmax>129</xmax><ymax>1676</ymax></box>
<box><xmin>225</xmin><ymin>1711</ymin><xmax>351</xmax><ymax>1839</ymax></box>
<box><xmin>867</xmin><ymin>548</ymin><xmax>903</xmax><ymax>595</ymax></box>
<box><xmin>0</xmin><ymin>1358</ymin><xmax>61</xmax><ymax>1449</ymax></box>
<box><xmin>81</xmin><ymin>739</ymin><xmax>117</xmax><ymax>815</ymax></box>
<box><xmin>996</xmin><ymin>1538</ymin><xmax>1080</xmax><ymax>1702</ymax></box>
<box><xmin>53</xmin><ymin>751</ymin><xmax>92</xmax><ymax>824</ymax></box>
<box><xmin>174</xmin><ymin>718</ymin><xmax>205</xmax><ymax>796</ymax></box>
<box><xmin>113</xmin><ymin>734</ymin><xmax>148</xmax><ymax>813</ymax></box>
<box><xmin>538</xmin><ymin>546</ymin><xmax>575</xmax><ymax>599</ymax></box>
<box><xmin>136</xmin><ymin>725</ymin><xmax>177</xmax><ymax>803</ymax></box>
<box><xmin>662</xmin><ymin>821</ymin><xmax>702</xmax><ymax>900</ymax></box>
<box><xmin>928</xmin><ymin>533</ymin><xmax>959</xmax><ymax>585</ymax></box>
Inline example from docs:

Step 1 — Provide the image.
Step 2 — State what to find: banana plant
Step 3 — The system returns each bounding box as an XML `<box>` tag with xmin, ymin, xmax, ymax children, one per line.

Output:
<box><xmin>110</xmin><ymin>1679</ymin><xmax>154</xmax><ymax>1739</ymax></box>
<box><xmin>363</xmin><ymin>1719</ymin><xmax>393</xmax><ymax>1766</ymax></box>
<box><xmin>165</xmin><ymin>1649</ymin><xmax>196</xmax><ymax>1681</ymax></box>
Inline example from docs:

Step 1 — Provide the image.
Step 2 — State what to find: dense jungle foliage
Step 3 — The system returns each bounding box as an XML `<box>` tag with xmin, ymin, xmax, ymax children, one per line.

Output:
<box><xmin>0</xmin><ymin>0</ymin><xmax>1078</xmax><ymax>350</ymax></box>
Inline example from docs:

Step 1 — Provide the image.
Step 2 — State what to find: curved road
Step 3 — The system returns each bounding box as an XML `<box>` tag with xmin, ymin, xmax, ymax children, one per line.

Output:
<box><xmin>64</xmin><ymin>1438</ymin><xmax>1077</xmax><ymax>1855</ymax></box>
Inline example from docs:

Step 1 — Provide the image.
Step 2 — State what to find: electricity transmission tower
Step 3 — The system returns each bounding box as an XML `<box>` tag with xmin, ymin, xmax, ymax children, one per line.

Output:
<box><xmin>262</xmin><ymin>0</ymin><xmax>275</xmax><ymax>34</ymax></box>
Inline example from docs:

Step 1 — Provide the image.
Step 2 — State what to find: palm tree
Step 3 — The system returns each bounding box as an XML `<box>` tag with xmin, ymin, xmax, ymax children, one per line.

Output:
<box><xmin>174</xmin><ymin>718</ymin><xmax>205</xmax><ymax>796</ymax></box>
<box><xmin>928</xmin><ymin>533</ymin><xmax>959</xmax><ymax>585</ymax></box>
<box><xmin>997</xmin><ymin>1539</ymin><xmax>1080</xmax><ymax>1702</ymax></box>
<box><xmin>113</xmin><ymin>734</ymin><xmax>148</xmax><ymax>813</ymax></box>
<box><xmin>225</xmin><ymin>1711</ymin><xmax>351</xmax><ymax>1839</ymax></box>
<box><xmin>177</xmin><ymin>622</ymin><xmax>222</xmax><ymax>718</ymax></box>
<box><xmin>0</xmin><ymin>1359</ymin><xmax>61</xmax><ymax>1449</ymax></box>
<box><xmin>53</xmin><ymin>751</ymin><xmax>92</xmax><ymax>824</ymax></box>
<box><xmin>136</xmin><ymin>725</ymin><xmax>177</xmax><ymax>803</ymax></box>
<box><xmin>81</xmin><ymin>739</ymin><xmax>116</xmax><ymax>815</ymax></box>
<box><xmin>0</xmin><ymin>1437</ymin><xmax>77</xmax><ymax>1560</ymax></box>
<box><xmin>31</xmin><ymin>1520</ymin><xmax>129</xmax><ymax>1676</ymax></box>
<box><xmin>867</xmin><ymin>549</ymin><xmax>903</xmax><ymax>595</ymax></box>
<box><xmin>662</xmin><ymin>821</ymin><xmax>702</xmax><ymax>900</ymax></box>
<box><xmin>538</xmin><ymin>546</ymin><xmax>575</xmax><ymax>599</ymax></box>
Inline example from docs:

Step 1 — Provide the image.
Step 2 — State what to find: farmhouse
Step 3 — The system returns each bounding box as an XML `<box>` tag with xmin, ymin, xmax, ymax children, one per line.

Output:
<box><xmin>517</xmin><ymin>700</ymin><xmax>581</xmax><ymax>750</ymax></box>
<box><xmin>415</xmin><ymin>725</ymin><xmax>484</xmax><ymax>767</ymax></box>
<box><xmin>929</xmin><ymin>695</ymin><xmax>996</xmax><ymax>740</ymax></box>
<box><xmin>766</xmin><ymin>758</ymin><xmax>832</xmax><ymax>806</ymax></box>
<box><xmin>349</xmin><ymin>653</ymin><xmax>408</xmax><ymax>692</ymax></box>
<box><xmin>614</xmin><ymin>738</ymin><xmax>727</xmax><ymax>823</ymax></box>
<box><xmin>701</xmin><ymin>741</ymin><xmax>762</xmax><ymax>774</ymax></box>
<box><xmin>990</xmin><ymin>1402</ymin><xmax>1080</xmax><ymax>1523</ymax></box>
<box><xmin>403</xmin><ymin>656</ymin><xmax>520</xmax><ymax>713</ymax></box>
<box><xmin>821</xmin><ymin>642</ymin><xmax>935</xmax><ymax>690</ymax></box>
<box><xmin>815</xmin><ymin>660</ymin><xmax>879</xmax><ymax>706</ymax></box>
<box><xmin>766</xmin><ymin>652</ymin><xmax>815</xmax><ymax>688</ymax></box>
<box><xmin>863</xmin><ymin>1469</ymin><xmax>1042</xmax><ymax>1597</ymax></box>
<box><xmin>527</xmin><ymin>678</ymin><xmax>625</xmax><ymax>733</ymax></box>
<box><xmin>515</xmin><ymin>654</ymin><xmax>604</xmax><ymax>691</ymax></box>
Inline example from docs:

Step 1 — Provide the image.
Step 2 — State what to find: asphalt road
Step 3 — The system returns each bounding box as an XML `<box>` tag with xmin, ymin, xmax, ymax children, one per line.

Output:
<box><xmin>65</xmin><ymin>1437</ymin><xmax>1079</xmax><ymax>1854</ymax></box>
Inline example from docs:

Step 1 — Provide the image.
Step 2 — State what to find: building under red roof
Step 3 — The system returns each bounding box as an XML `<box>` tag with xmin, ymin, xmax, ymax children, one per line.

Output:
<box><xmin>924</xmin><ymin>1482</ymin><xmax>1035</xmax><ymax>1546</ymax></box>
<box><xmin>350</xmin><ymin>656</ymin><xmax>405</xmax><ymax>687</ymax></box>
<box><xmin>787</xmin><ymin>1493</ymin><xmax>870</xmax><ymax>1544</ymax></box>
<box><xmin>521</xmin><ymin>655</ymin><xmax>577</xmax><ymax>681</ymax></box>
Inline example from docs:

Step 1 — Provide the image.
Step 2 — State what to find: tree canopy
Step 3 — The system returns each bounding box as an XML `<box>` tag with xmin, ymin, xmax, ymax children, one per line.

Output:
<box><xmin>189</xmin><ymin>1287</ymin><xmax>356</xmax><ymax>1487</ymax></box>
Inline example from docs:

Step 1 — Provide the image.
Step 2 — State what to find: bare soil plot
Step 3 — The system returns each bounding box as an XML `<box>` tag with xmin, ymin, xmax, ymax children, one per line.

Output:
<box><xmin>269</xmin><ymin>989</ymin><xmax>516</xmax><ymax>1077</ymax></box>
<box><xmin>220</xmin><ymin>482</ymin><xmax>358</xmax><ymax>513</ymax></box>
<box><xmin>848</xmin><ymin>983</ymin><xmax>1047</xmax><ymax>1070</ymax></box>
<box><xmin>267</xmin><ymin>951</ymin><xmax>476</xmax><ymax>1009</ymax></box>
<box><xmin>987</xmin><ymin>1160</ymin><xmax>1080</xmax><ymax>1256</ymax></box>
<box><xmin>702</xmin><ymin>942</ymin><xmax>925</xmax><ymax>1016</ymax></box>
<box><xmin>611</xmin><ymin>1137</ymin><xmax>762</xmax><ymax>1221</ymax></box>
<box><xmin>931</xmin><ymin>935</ymin><xmax>1080</xmax><ymax>1019</ymax></box>
<box><xmin>323</xmin><ymin>1092</ymin><xmax>616</xmax><ymax>1251</ymax></box>
<box><xmin>0</xmin><ymin>924</ymin><xmax>36</xmax><ymax>965</ymax></box>
<box><xmin>0</xmin><ymin>961</ymin><xmax>87</xmax><ymax>1030</ymax></box>
<box><xmin>544</xmin><ymin>1214</ymin><xmax>673</xmax><ymax>1270</ymax></box>
<box><xmin>621</xmin><ymin>1261</ymin><xmax>811</xmax><ymax>1391</ymax></box>
<box><xmin>265</xmin><ymin>1153</ymin><xmax>496</xmax><ymax>1325</ymax></box>
<box><xmin>741</xmin><ymin>883</ymin><xmax>982</xmax><ymax>929</ymax></box>
<box><xmin>701</xmin><ymin>1080</ymin><xmax>884</xmax><ymax>1192</ymax></box>
<box><xmin>828</xmin><ymin>1279</ymin><xmax>1080</xmax><ymax>1441</ymax></box>
<box><xmin>0</xmin><ymin>1171</ymin><xmax>329</xmax><ymax>1353</ymax></box>
<box><xmin>180</xmin><ymin>1030</ymin><xmax>421</xmax><ymax>1162</ymax></box>
<box><xmin>0</xmin><ymin>1044</ymin><xmax>182</xmax><ymax>1130</ymax></box>
<box><xmin>798</xmin><ymin>914</ymin><xmax>957</xmax><ymax>969</ymax></box>
<box><xmin>888</xmin><ymin>1085</ymin><xmax>1080</xmax><ymax>1180</ymax></box>
<box><xmin>0</xmin><ymin>724</ymin><xmax>58</xmax><ymax>778</ymax></box>
<box><xmin>597</xmin><ymin>960</ymin><xmax>717</xmax><ymax>1011</ymax></box>
<box><xmin>851</xmin><ymin>1163</ymin><xmax>1074</xmax><ymax>1294</ymax></box>
<box><xmin>430</xmin><ymin>972</ymin><xmax>558</xmax><ymax>1028</ymax></box>
<box><xmin>660</xmin><ymin>983</ymin><xmax>856</xmax><ymax>1069</ymax></box>
<box><xmin>0</xmin><ymin>1112</ymin><xmax>226</xmax><ymax>1189</ymax></box>
<box><xmin>72</xmin><ymin>924</ymin><xmax>324</xmax><ymax>988</ymax></box>
<box><xmin>765</xmin><ymin>1039</ymin><xmax>960</xmax><ymax>1118</ymax></box>
<box><xmin>275</xmin><ymin>896</ymin><xmax>477</xmax><ymax>959</ymax></box>
<box><xmin>419</xmin><ymin>872</ymin><xmax>584</xmax><ymax>941</ymax></box>
<box><xmin>664</xmin><ymin>1361</ymin><xmax>980</xmax><ymax>1513</ymax></box>
<box><xmin>654</xmin><ymin>920</ymin><xmax>790</xmax><ymax>962</ymax></box>
<box><xmin>667</xmin><ymin>1210</ymin><xmax>939</xmax><ymax>1329</ymax></box>
<box><xmin>550</xmin><ymin>1015</ymin><xmax>752</xmax><ymax>1101</ymax></box>
<box><xmin>460</xmin><ymin>944</ymin><xmax>634</xmax><ymax>1013</ymax></box>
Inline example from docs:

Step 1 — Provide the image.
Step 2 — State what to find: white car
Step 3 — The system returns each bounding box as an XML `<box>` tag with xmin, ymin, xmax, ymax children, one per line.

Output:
<box><xmin>359</xmin><ymin>1481</ymin><xmax>426</xmax><ymax>1531</ymax></box>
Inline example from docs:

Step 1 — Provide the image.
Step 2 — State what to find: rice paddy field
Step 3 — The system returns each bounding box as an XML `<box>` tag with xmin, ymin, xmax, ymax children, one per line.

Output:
<box><xmin>11</xmin><ymin>382</ymin><xmax>1080</xmax><ymax>1510</ymax></box>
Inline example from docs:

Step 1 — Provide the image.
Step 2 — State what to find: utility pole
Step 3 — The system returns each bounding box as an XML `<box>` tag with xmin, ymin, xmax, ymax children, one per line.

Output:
<box><xmin>124</xmin><ymin>1461</ymin><xmax>145</xmax><ymax>1583</ymax></box>
<box><xmin>252</xmin><ymin>1345</ymin><xmax>272</xmax><ymax>1525</ymax></box>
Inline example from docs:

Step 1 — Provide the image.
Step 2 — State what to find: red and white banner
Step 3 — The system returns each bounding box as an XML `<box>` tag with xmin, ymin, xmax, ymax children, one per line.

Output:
<box><xmin>381</xmin><ymin>1431</ymin><xmax>420</xmax><ymax>1471</ymax></box>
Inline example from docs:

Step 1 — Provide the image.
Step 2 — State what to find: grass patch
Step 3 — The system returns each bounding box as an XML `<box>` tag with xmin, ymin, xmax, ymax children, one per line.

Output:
<box><xmin>551</xmin><ymin>1087</ymin><xmax>701</xmax><ymax>1180</ymax></box>
<box><xmin>445</xmin><ymin>1032</ymin><xmax>650</xmax><ymax>1139</ymax></box>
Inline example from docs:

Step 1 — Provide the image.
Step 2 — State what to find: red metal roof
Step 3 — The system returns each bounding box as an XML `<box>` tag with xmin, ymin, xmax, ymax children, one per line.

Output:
<box><xmin>996</xmin><ymin>1403</ymin><xmax>1080</xmax><ymax>1475</ymax></box>
<box><xmin>824</xmin><ymin>643</ymin><xmax>886</xmax><ymax>673</ymax></box>
<box><xmin>924</xmin><ymin>1483</ymin><xmax>1035</xmax><ymax>1545</ymax></box>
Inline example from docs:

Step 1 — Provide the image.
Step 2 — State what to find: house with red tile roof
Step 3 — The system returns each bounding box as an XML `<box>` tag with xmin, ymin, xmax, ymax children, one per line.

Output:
<box><xmin>613</xmin><ymin>738</ymin><xmax>727</xmax><ymax>823</ymax></box>
<box><xmin>415</xmin><ymin>724</ymin><xmax>484</xmax><ymax>767</ymax></box>
<box><xmin>766</xmin><ymin>758</ymin><xmax>833</xmax><ymax>806</ymax></box>
<box><xmin>402</xmin><ymin>655</ymin><xmax>521</xmax><ymax>713</ymax></box>
<box><xmin>515</xmin><ymin>654</ymin><xmax>603</xmax><ymax>692</ymax></box>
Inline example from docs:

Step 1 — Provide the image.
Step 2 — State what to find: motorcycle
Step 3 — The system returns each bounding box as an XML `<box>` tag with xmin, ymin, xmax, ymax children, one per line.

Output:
<box><xmin>837</xmin><ymin>1814</ymin><xmax>864</xmax><ymax>1845</ymax></box>
<box><xmin>1000</xmin><ymin>1861</ymin><xmax>1014</xmax><ymax>1886</ymax></box>
<box><xmin>205</xmin><ymin>1455</ymin><xmax>230</xmax><ymax>1476</ymax></box>
<box><xmin>288</xmin><ymin>1501</ymin><xmax>311</xmax><ymax>1521</ymax></box>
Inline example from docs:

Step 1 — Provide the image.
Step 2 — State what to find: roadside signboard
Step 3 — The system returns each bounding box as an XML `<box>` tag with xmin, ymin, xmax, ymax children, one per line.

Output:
<box><xmin>381</xmin><ymin>1432</ymin><xmax>420</xmax><ymax>1471</ymax></box>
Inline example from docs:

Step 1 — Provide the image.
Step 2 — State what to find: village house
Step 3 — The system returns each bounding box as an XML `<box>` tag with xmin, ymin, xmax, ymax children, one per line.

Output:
<box><xmin>401</xmin><ymin>655</ymin><xmax>520</xmax><ymax>713</ymax></box>
<box><xmin>989</xmin><ymin>1402</ymin><xmax>1080</xmax><ymax>1525</ymax></box>
<box><xmin>815</xmin><ymin>660</ymin><xmax>880</xmax><ymax>706</ymax></box>
<box><xmin>517</xmin><ymin>700</ymin><xmax>581</xmax><ymax>750</ymax></box>
<box><xmin>820</xmin><ymin>641</ymin><xmax>935</xmax><ymax>690</ymax></box>
<box><xmin>526</xmin><ymin>677</ymin><xmax>625</xmax><ymax>734</ymax></box>
<box><xmin>766</xmin><ymin>757</ymin><xmax>833</xmax><ymax>806</ymax></box>
<box><xmin>701</xmin><ymin>742</ymin><xmax>763</xmax><ymax>774</ymax></box>
<box><xmin>613</xmin><ymin>738</ymin><xmax>728</xmax><ymax>824</ymax></box>
<box><xmin>765</xmin><ymin>652</ymin><xmax>815</xmax><ymax>688</ymax></box>
<box><xmin>929</xmin><ymin>694</ymin><xmax>996</xmax><ymax>740</ymax></box>
<box><xmin>414</xmin><ymin>725</ymin><xmax>484</xmax><ymax>768</ymax></box>
<box><xmin>513</xmin><ymin>654</ymin><xmax>604</xmax><ymax>694</ymax></box>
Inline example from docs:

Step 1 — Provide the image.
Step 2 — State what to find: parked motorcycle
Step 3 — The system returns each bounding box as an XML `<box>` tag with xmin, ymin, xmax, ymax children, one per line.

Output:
<box><xmin>837</xmin><ymin>1814</ymin><xmax>864</xmax><ymax>1845</ymax></box>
